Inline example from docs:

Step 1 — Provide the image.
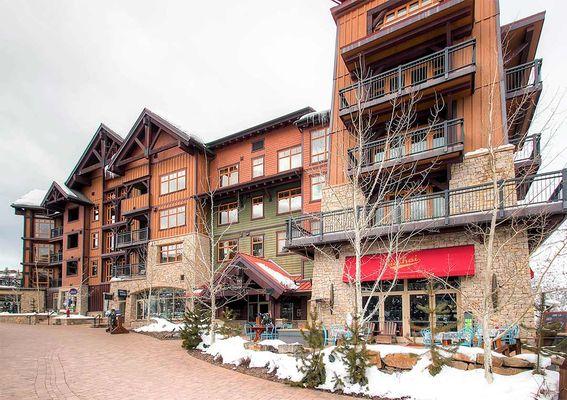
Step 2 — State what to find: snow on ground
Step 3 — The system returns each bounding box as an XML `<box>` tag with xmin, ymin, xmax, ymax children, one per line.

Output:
<box><xmin>133</xmin><ymin>317</ymin><xmax>184</xmax><ymax>333</ymax></box>
<box><xmin>514</xmin><ymin>353</ymin><xmax>552</xmax><ymax>369</ymax></box>
<box><xmin>53</xmin><ymin>314</ymin><xmax>93</xmax><ymax>319</ymax></box>
<box><xmin>258</xmin><ymin>339</ymin><xmax>287</xmax><ymax>348</ymax></box>
<box><xmin>199</xmin><ymin>336</ymin><xmax>559</xmax><ymax>400</ymax></box>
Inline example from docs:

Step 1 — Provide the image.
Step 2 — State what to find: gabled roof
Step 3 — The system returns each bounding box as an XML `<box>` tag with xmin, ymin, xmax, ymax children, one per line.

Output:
<box><xmin>207</xmin><ymin>107</ymin><xmax>315</xmax><ymax>149</ymax></box>
<box><xmin>11</xmin><ymin>189</ymin><xmax>48</xmax><ymax>210</ymax></box>
<box><xmin>42</xmin><ymin>181</ymin><xmax>92</xmax><ymax>210</ymax></box>
<box><xmin>66</xmin><ymin>123</ymin><xmax>123</xmax><ymax>189</ymax></box>
<box><xmin>501</xmin><ymin>11</ymin><xmax>545</xmax><ymax>68</ymax></box>
<box><xmin>109</xmin><ymin>108</ymin><xmax>210</xmax><ymax>171</ymax></box>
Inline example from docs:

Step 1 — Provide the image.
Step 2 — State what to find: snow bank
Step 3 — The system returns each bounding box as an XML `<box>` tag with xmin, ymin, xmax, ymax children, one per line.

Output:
<box><xmin>134</xmin><ymin>317</ymin><xmax>184</xmax><ymax>333</ymax></box>
<box><xmin>199</xmin><ymin>337</ymin><xmax>558</xmax><ymax>400</ymax></box>
<box><xmin>53</xmin><ymin>314</ymin><xmax>92</xmax><ymax>319</ymax></box>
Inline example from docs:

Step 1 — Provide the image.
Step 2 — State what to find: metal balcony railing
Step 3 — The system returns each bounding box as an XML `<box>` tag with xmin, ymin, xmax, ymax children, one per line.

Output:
<box><xmin>111</xmin><ymin>264</ymin><xmax>146</xmax><ymax>279</ymax></box>
<box><xmin>339</xmin><ymin>40</ymin><xmax>476</xmax><ymax>111</ymax></box>
<box><xmin>50</xmin><ymin>226</ymin><xmax>63</xmax><ymax>238</ymax></box>
<box><xmin>505</xmin><ymin>59</ymin><xmax>542</xmax><ymax>95</ymax></box>
<box><xmin>115</xmin><ymin>227</ymin><xmax>149</xmax><ymax>248</ymax></box>
<box><xmin>348</xmin><ymin>119</ymin><xmax>464</xmax><ymax>170</ymax></box>
<box><xmin>286</xmin><ymin>170</ymin><xmax>565</xmax><ymax>245</ymax></box>
<box><xmin>49</xmin><ymin>252</ymin><xmax>63</xmax><ymax>264</ymax></box>
<box><xmin>512</xmin><ymin>134</ymin><xmax>542</xmax><ymax>165</ymax></box>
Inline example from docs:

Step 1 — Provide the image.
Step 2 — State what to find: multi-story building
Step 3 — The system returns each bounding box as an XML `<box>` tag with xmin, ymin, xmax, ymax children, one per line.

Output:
<box><xmin>285</xmin><ymin>0</ymin><xmax>563</xmax><ymax>339</ymax></box>
<box><xmin>0</xmin><ymin>268</ymin><xmax>22</xmax><ymax>288</ymax></box>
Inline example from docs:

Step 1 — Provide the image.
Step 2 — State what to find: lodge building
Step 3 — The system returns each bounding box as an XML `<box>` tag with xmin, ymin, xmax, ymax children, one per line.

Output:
<box><xmin>11</xmin><ymin>0</ymin><xmax>566</xmax><ymax>338</ymax></box>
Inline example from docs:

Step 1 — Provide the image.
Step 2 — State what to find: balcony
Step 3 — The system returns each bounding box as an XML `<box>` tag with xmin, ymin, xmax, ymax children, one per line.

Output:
<box><xmin>286</xmin><ymin>170</ymin><xmax>566</xmax><ymax>250</ymax></box>
<box><xmin>513</xmin><ymin>134</ymin><xmax>542</xmax><ymax>178</ymax></box>
<box><xmin>121</xmin><ymin>194</ymin><xmax>149</xmax><ymax>216</ymax></box>
<box><xmin>506</xmin><ymin>60</ymin><xmax>543</xmax><ymax>141</ymax></box>
<box><xmin>115</xmin><ymin>228</ymin><xmax>149</xmax><ymax>249</ymax></box>
<box><xmin>339</xmin><ymin>40</ymin><xmax>476</xmax><ymax>120</ymax></box>
<box><xmin>111</xmin><ymin>264</ymin><xmax>146</xmax><ymax>280</ymax></box>
<box><xmin>50</xmin><ymin>226</ymin><xmax>63</xmax><ymax>239</ymax></box>
<box><xmin>348</xmin><ymin>119</ymin><xmax>464</xmax><ymax>174</ymax></box>
<box><xmin>49</xmin><ymin>251</ymin><xmax>63</xmax><ymax>264</ymax></box>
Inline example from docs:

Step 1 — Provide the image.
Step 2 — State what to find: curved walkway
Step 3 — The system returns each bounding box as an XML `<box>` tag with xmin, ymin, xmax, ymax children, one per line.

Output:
<box><xmin>0</xmin><ymin>323</ymin><xmax>347</xmax><ymax>400</ymax></box>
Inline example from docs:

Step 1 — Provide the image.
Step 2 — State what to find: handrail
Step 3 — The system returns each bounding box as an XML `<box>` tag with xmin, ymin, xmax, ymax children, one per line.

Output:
<box><xmin>347</xmin><ymin>118</ymin><xmax>464</xmax><ymax>169</ymax></box>
<box><xmin>339</xmin><ymin>39</ymin><xmax>476</xmax><ymax>110</ymax></box>
<box><xmin>50</xmin><ymin>226</ymin><xmax>63</xmax><ymax>238</ymax></box>
<box><xmin>286</xmin><ymin>169</ymin><xmax>565</xmax><ymax>244</ymax></box>
<box><xmin>511</xmin><ymin>134</ymin><xmax>541</xmax><ymax>164</ymax></box>
<box><xmin>115</xmin><ymin>227</ymin><xmax>149</xmax><ymax>246</ymax></box>
<box><xmin>111</xmin><ymin>263</ymin><xmax>146</xmax><ymax>279</ymax></box>
<box><xmin>505</xmin><ymin>59</ymin><xmax>542</xmax><ymax>94</ymax></box>
<box><xmin>49</xmin><ymin>251</ymin><xmax>63</xmax><ymax>263</ymax></box>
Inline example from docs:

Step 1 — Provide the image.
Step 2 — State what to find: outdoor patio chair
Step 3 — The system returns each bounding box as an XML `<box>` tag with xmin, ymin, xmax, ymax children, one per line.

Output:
<box><xmin>329</xmin><ymin>324</ymin><xmax>346</xmax><ymax>345</ymax></box>
<box><xmin>502</xmin><ymin>325</ymin><xmax>519</xmax><ymax>346</ymax></box>
<box><xmin>244</xmin><ymin>322</ymin><xmax>255</xmax><ymax>341</ymax></box>
<box><xmin>363</xmin><ymin>322</ymin><xmax>376</xmax><ymax>342</ymax></box>
<box><xmin>475</xmin><ymin>325</ymin><xmax>484</xmax><ymax>346</ymax></box>
<box><xmin>421</xmin><ymin>328</ymin><xmax>442</xmax><ymax>346</ymax></box>
<box><xmin>260</xmin><ymin>323</ymin><xmax>278</xmax><ymax>340</ymax></box>
<box><xmin>458</xmin><ymin>327</ymin><xmax>474</xmax><ymax>347</ymax></box>
<box><xmin>376</xmin><ymin>321</ymin><xmax>397</xmax><ymax>344</ymax></box>
<box><xmin>322</xmin><ymin>325</ymin><xmax>329</xmax><ymax>346</ymax></box>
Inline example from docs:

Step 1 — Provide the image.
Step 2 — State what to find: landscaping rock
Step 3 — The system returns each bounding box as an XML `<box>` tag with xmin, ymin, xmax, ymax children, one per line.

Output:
<box><xmin>492</xmin><ymin>366</ymin><xmax>528</xmax><ymax>376</ymax></box>
<box><xmin>367</xmin><ymin>350</ymin><xmax>382</xmax><ymax>368</ymax></box>
<box><xmin>383</xmin><ymin>353</ymin><xmax>418</xmax><ymax>370</ymax></box>
<box><xmin>502</xmin><ymin>356</ymin><xmax>533</xmax><ymax>369</ymax></box>
<box><xmin>452</xmin><ymin>352</ymin><xmax>475</xmax><ymax>363</ymax></box>
<box><xmin>448</xmin><ymin>360</ymin><xmax>469</xmax><ymax>371</ymax></box>
<box><xmin>277</xmin><ymin>343</ymin><xmax>303</xmax><ymax>354</ymax></box>
<box><xmin>467</xmin><ymin>363</ymin><xmax>481</xmax><ymax>370</ymax></box>
<box><xmin>476</xmin><ymin>354</ymin><xmax>503</xmax><ymax>367</ymax></box>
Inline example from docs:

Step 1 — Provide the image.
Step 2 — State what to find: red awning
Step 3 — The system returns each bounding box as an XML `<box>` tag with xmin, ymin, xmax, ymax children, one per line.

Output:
<box><xmin>343</xmin><ymin>245</ymin><xmax>475</xmax><ymax>282</ymax></box>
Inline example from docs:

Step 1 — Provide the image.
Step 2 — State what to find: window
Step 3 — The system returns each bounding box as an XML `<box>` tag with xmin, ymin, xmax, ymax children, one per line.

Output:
<box><xmin>278</xmin><ymin>146</ymin><xmax>302</xmax><ymax>172</ymax></box>
<box><xmin>252</xmin><ymin>139</ymin><xmax>264</xmax><ymax>152</ymax></box>
<box><xmin>219</xmin><ymin>165</ymin><xmax>238</xmax><ymax>187</ymax></box>
<box><xmin>135</xmin><ymin>288</ymin><xmax>186</xmax><ymax>320</ymax></box>
<box><xmin>218</xmin><ymin>239</ymin><xmax>238</xmax><ymax>262</ymax></box>
<box><xmin>67</xmin><ymin>233</ymin><xmax>79</xmax><ymax>249</ymax></box>
<box><xmin>68</xmin><ymin>207</ymin><xmax>79</xmax><ymax>222</ymax></box>
<box><xmin>252</xmin><ymin>156</ymin><xmax>264</xmax><ymax>178</ymax></box>
<box><xmin>218</xmin><ymin>203</ymin><xmax>238</xmax><ymax>225</ymax></box>
<box><xmin>66</xmin><ymin>261</ymin><xmax>78</xmax><ymax>276</ymax></box>
<box><xmin>105</xmin><ymin>204</ymin><xmax>116</xmax><ymax>225</ymax></box>
<box><xmin>251</xmin><ymin>196</ymin><xmax>264</xmax><ymax>219</ymax></box>
<box><xmin>160</xmin><ymin>243</ymin><xmax>183</xmax><ymax>263</ymax></box>
<box><xmin>311</xmin><ymin>175</ymin><xmax>325</xmax><ymax>201</ymax></box>
<box><xmin>91</xmin><ymin>232</ymin><xmax>99</xmax><ymax>249</ymax></box>
<box><xmin>251</xmin><ymin>235</ymin><xmax>264</xmax><ymax>257</ymax></box>
<box><xmin>277</xmin><ymin>231</ymin><xmax>289</xmax><ymax>255</ymax></box>
<box><xmin>159</xmin><ymin>206</ymin><xmax>186</xmax><ymax>230</ymax></box>
<box><xmin>34</xmin><ymin>244</ymin><xmax>52</xmax><ymax>263</ymax></box>
<box><xmin>91</xmin><ymin>260</ymin><xmax>98</xmax><ymax>277</ymax></box>
<box><xmin>93</xmin><ymin>206</ymin><xmax>99</xmax><ymax>222</ymax></box>
<box><xmin>105</xmin><ymin>232</ymin><xmax>115</xmax><ymax>253</ymax></box>
<box><xmin>34</xmin><ymin>218</ymin><xmax>53</xmax><ymax>239</ymax></box>
<box><xmin>277</xmin><ymin>188</ymin><xmax>302</xmax><ymax>213</ymax></box>
<box><xmin>160</xmin><ymin>169</ymin><xmax>186</xmax><ymax>195</ymax></box>
<box><xmin>311</xmin><ymin>129</ymin><xmax>330</xmax><ymax>163</ymax></box>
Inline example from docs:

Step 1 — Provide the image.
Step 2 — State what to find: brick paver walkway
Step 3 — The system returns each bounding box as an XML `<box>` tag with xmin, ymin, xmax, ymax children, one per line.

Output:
<box><xmin>0</xmin><ymin>323</ymin><xmax>347</xmax><ymax>400</ymax></box>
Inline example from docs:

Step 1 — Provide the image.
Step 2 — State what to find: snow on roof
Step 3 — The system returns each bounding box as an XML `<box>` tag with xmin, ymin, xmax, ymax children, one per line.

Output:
<box><xmin>255</xmin><ymin>261</ymin><xmax>298</xmax><ymax>290</ymax></box>
<box><xmin>12</xmin><ymin>189</ymin><xmax>47</xmax><ymax>208</ymax></box>
<box><xmin>295</xmin><ymin>109</ymin><xmax>330</xmax><ymax>128</ymax></box>
<box><xmin>52</xmin><ymin>181</ymin><xmax>92</xmax><ymax>205</ymax></box>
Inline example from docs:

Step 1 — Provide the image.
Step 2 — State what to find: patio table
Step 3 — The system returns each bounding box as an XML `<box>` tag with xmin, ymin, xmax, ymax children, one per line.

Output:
<box><xmin>250</xmin><ymin>325</ymin><xmax>265</xmax><ymax>342</ymax></box>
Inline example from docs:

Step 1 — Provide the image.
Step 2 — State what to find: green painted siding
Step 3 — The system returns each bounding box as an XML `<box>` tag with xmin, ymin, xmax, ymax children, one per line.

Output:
<box><xmin>213</xmin><ymin>182</ymin><xmax>313</xmax><ymax>277</ymax></box>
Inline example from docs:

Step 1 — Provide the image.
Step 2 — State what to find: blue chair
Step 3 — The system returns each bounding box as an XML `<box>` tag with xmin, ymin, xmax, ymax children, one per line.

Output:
<box><xmin>322</xmin><ymin>325</ymin><xmax>329</xmax><ymax>346</ymax></box>
<box><xmin>502</xmin><ymin>325</ymin><xmax>519</xmax><ymax>346</ymax></box>
<box><xmin>458</xmin><ymin>327</ymin><xmax>474</xmax><ymax>347</ymax></box>
<box><xmin>329</xmin><ymin>324</ymin><xmax>345</xmax><ymax>345</ymax></box>
<box><xmin>261</xmin><ymin>323</ymin><xmax>278</xmax><ymax>340</ymax></box>
<box><xmin>421</xmin><ymin>328</ymin><xmax>442</xmax><ymax>346</ymax></box>
<box><xmin>475</xmin><ymin>325</ymin><xmax>484</xmax><ymax>346</ymax></box>
<box><xmin>244</xmin><ymin>322</ymin><xmax>254</xmax><ymax>340</ymax></box>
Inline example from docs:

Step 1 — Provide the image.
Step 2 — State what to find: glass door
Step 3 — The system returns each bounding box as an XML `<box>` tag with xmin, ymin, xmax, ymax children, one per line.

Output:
<box><xmin>384</xmin><ymin>295</ymin><xmax>403</xmax><ymax>336</ymax></box>
<box><xmin>409</xmin><ymin>294</ymin><xmax>430</xmax><ymax>337</ymax></box>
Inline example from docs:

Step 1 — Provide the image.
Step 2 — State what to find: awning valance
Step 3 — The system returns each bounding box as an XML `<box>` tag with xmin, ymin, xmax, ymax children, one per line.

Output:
<box><xmin>343</xmin><ymin>245</ymin><xmax>475</xmax><ymax>283</ymax></box>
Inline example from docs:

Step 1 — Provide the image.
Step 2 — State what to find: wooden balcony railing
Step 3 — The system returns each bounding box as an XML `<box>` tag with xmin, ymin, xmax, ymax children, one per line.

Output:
<box><xmin>115</xmin><ymin>228</ymin><xmax>149</xmax><ymax>248</ymax></box>
<box><xmin>339</xmin><ymin>40</ymin><xmax>476</xmax><ymax>112</ymax></box>
<box><xmin>50</xmin><ymin>226</ymin><xmax>63</xmax><ymax>238</ymax></box>
<box><xmin>348</xmin><ymin>119</ymin><xmax>464</xmax><ymax>171</ymax></box>
<box><xmin>286</xmin><ymin>170</ymin><xmax>566</xmax><ymax>246</ymax></box>
<box><xmin>121</xmin><ymin>193</ymin><xmax>149</xmax><ymax>215</ymax></box>
<box><xmin>505</xmin><ymin>59</ymin><xmax>542</xmax><ymax>96</ymax></box>
<box><xmin>111</xmin><ymin>264</ymin><xmax>146</xmax><ymax>279</ymax></box>
<box><xmin>49</xmin><ymin>251</ymin><xmax>63</xmax><ymax>264</ymax></box>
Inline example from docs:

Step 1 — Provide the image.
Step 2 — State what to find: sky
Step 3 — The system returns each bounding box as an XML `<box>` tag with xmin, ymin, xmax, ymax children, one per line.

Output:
<box><xmin>1</xmin><ymin>0</ymin><xmax>566</xmax><ymax>268</ymax></box>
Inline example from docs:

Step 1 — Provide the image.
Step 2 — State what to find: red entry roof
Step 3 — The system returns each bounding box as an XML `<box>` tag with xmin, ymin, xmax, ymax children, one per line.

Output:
<box><xmin>343</xmin><ymin>245</ymin><xmax>475</xmax><ymax>283</ymax></box>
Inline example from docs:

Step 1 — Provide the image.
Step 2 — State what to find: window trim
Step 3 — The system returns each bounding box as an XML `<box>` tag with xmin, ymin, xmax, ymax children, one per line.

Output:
<box><xmin>68</xmin><ymin>207</ymin><xmax>79</xmax><ymax>222</ymax></box>
<box><xmin>159</xmin><ymin>206</ymin><xmax>187</xmax><ymax>230</ymax></box>
<box><xmin>276</xmin><ymin>231</ymin><xmax>290</xmax><ymax>256</ymax></box>
<box><xmin>66</xmin><ymin>260</ymin><xmax>79</xmax><ymax>277</ymax></box>
<box><xmin>218</xmin><ymin>238</ymin><xmax>239</xmax><ymax>262</ymax></box>
<box><xmin>218</xmin><ymin>163</ymin><xmax>239</xmax><ymax>188</ymax></box>
<box><xmin>277</xmin><ymin>145</ymin><xmax>303</xmax><ymax>173</ymax></box>
<box><xmin>91</xmin><ymin>260</ymin><xmax>98</xmax><ymax>277</ymax></box>
<box><xmin>91</xmin><ymin>232</ymin><xmax>99</xmax><ymax>249</ymax></box>
<box><xmin>251</xmin><ymin>138</ymin><xmax>265</xmax><ymax>152</ymax></box>
<box><xmin>159</xmin><ymin>169</ymin><xmax>187</xmax><ymax>196</ymax></box>
<box><xmin>92</xmin><ymin>205</ymin><xmax>100</xmax><ymax>222</ymax></box>
<box><xmin>250</xmin><ymin>234</ymin><xmax>264</xmax><ymax>258</ymax></box>
<box><xmin>310</xmin><ymin>174</ymin><xmax>326</xmax><ymax>203</ymax></box>
<box><xmin>276</xmin><ymin>188</ymin><xmax>302</xmax><ymax>215</ymax></box>
<box><xmin>310</xmin><ymin>128</ymin><xmax>330</xmax><ymax>164</ymax></box>
<box><xmin>218</xmin><ymin>202</ymin><xmax>239</xmax><ymax>226</ymax></box>
<box><xmin>251</xmin><ymin>196</ymin><xmax>264</xmax><ymax>220</ymax></box>
<box><xmin>67</xmin><ymin>233</ymin><xmax>79</xmax><ymax>249</ymax></box>
<box><xmin>159</xmin><ymin>243</ymin><xmax>183</xmax><ymax>264</ymax></box>
<box><xmin>251</xmin><ymin>156</ymin><xmax>265</xmax><ymax>179</ymax></box>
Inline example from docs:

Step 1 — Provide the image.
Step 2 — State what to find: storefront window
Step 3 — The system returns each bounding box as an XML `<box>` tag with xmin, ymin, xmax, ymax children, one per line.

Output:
<box><xmin>409</xmin><ymin>294</ymin><xmax>429</xmax><ymax>336</ymax></box>
<box><xmin>435</xmin><ymin>293</ymin><xmax>458</xmax><ymax>331</ymax></box>
<box><xmin>135</xmin><ymin>288</ymin><xmax>186</xmax><ymax>320</ymax></box>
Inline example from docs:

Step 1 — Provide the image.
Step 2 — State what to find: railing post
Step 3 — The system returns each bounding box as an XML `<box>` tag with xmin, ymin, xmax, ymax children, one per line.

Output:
<box><xmin>444</xmin><ymin>189</ymin><xmax>450</xmax><ymax>225</ymax></box>
<box><xmin>397</xmin><ymin>65</ymin><xmax>402</xmax><ymax>94</ymax></box>
<box><xmin>443</xmin><ymin>120</ymin><xmax>449</xmax><ymax>151</ymax></box>
<box><xmin>534</xmin><ymin>134</ymin><xmax>541</xmax><ymax>159</ymax></box>
<box><xmin>444</xmin><ymin>47</ymin><xmax>450</xmax><ymax>78</ymax></box>
<box><xmin>498</xmin><ymin>179</ymin><xmax>505</xmax><ymax>217</ymax></box>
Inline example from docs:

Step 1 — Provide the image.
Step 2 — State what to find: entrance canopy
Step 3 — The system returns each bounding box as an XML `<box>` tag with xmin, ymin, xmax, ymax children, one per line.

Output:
<box><xmin>343</xmin><ymin>245</ymin><xmax>475</xmax><ymax>283</ymax></box>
